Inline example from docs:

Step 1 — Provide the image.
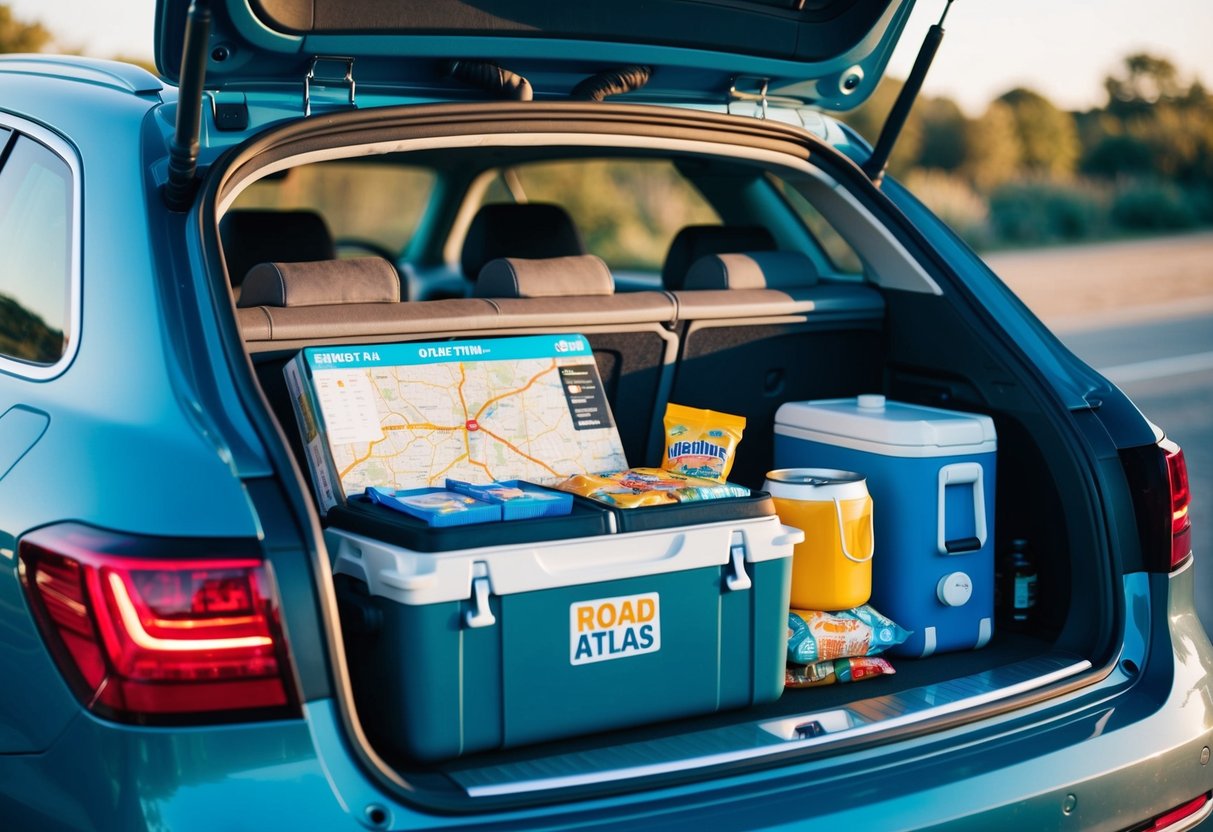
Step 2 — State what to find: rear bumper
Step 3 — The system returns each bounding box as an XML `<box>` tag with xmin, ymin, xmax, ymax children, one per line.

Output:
<box><xmin>4</xmin><ymin>565</ymin><xmax>1211</xmax><ymax>832</ymax></box>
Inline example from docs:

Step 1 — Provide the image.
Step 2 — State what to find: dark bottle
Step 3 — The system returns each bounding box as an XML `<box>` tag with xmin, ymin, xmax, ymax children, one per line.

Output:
<box><xmin>1000</xmin><ymin>538</ymin><xmax>1037</xmax><ymax>629</ymax></box>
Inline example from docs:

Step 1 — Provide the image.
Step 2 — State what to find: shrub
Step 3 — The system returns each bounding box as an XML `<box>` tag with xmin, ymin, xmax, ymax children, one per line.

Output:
<box><xmin>1110</xmin><ymin>179</ymin><xmax>1200</xmax><ymax>230</ymax></box>
<box><xmin>901</xmin><ymin>170</ymin><xmax>991</xmax><ymax>247</ymax></box>
<box><xmin>988</xmin><ymin>179</ymin><xmax>1110</xmax><ymax>245</ymax></box>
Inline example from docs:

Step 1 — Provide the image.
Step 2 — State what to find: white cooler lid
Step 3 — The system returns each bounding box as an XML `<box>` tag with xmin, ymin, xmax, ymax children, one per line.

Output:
<box><xmin>775</xmin><ymin>395</ymin><xmax>997</xmax><ymax>457</ymax></box>
<box><xmin>327</xmin><ymin>514</ymin><xmax>800</xmax><ymax>606</ymax></box>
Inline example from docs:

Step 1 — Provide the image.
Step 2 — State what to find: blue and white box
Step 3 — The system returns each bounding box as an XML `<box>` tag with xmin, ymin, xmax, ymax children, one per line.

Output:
<box><xmin>774</xmin><ymin>395</ymin><xmax>997</xmax><ymax>657</ymax></box>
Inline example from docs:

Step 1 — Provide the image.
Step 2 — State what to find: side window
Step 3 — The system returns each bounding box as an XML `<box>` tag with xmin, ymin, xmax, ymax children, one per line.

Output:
<box><xmin>768</xmin><ymin>174</ymin><xmax>864</xmax><ymax>276</ymax></box>
<box><xmin>0</xmin><ymin>134</ymin><xmax>72</xmax><ymax>366</ymax></box>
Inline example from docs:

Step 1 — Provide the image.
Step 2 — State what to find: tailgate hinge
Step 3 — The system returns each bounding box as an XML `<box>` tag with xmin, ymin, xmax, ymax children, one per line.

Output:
<box><xmin>305</xmin><ymin>56</ymin><xmax>357</xmax><ymax>117</ymax></box>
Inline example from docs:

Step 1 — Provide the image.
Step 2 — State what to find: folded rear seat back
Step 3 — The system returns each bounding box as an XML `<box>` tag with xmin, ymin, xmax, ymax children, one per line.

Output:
<box><xmin>669</xmin><ymin>251</ymin><xmax>886</xmax><ymax>486</ymax></box>
<box><xmin>473</xmin><ymin>253</ymin><xmax>678</xmax><ymax>465</ymax></box>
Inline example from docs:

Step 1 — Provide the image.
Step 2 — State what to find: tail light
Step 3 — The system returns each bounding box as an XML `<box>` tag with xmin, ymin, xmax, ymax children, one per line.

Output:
<box><xmin>1161</xmin><ymin>438</ymin><xmax>1192</xmax><ymax>569</ymax></box>
<box><xmin>1122</xmin><ymin>435</ymin><xmax>1193</xmax><ymax>572</ymax></box>
<box><xmin>18</xmin><ymin>523</ymin><xmax>299</xmax><ymax>724</ymax></box>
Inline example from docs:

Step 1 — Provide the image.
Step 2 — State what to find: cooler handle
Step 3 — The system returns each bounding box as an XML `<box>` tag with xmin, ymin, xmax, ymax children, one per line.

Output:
<box><xmin>937</xmin><ymin>462</ymin><xmax>987</xmax><ymax>555</ymax></box>
<box><xmin>834</xmin><ymin>498</ymin><xmax>874</xmax><ymax>564</ymax></box>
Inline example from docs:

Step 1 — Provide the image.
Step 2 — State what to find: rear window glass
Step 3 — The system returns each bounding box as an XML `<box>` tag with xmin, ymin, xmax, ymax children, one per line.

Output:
<box><xmin>768</xmin><ymin>174</ymin><xmax>864</xmax><ymax>275</ymax></box>
<box><xmin>233</xmin><ymin>161</ymin><xmax>436</xmax><ymax>255</ymax></box>
<box><xmin>480</xmin><ymin>159</ymin><xmax>719</xmax><ymax>271</ymax></box>
<box><xmin>0</xmin><ymin>135</ymin><xmax>71</xmax><ymax>366</ymax></box>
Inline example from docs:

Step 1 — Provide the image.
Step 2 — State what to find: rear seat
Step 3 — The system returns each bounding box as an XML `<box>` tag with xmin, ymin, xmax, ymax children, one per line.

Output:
<box><xmin>668</xmin><ymin>251</ymin><xmax>886</xmax><ymax>485</ymax></box>
<box><xmin>661</xmin><ymin>225</ymin><xmax>776</xmax><ymax>291</ymax></box>
<box><xmin>471</xmin><ymin>254</ymin><xmax>677</xmax><ymax>462</ymax></box>
<box><xmin>237</xmin><ymin>248</ymin><xmax>886</xmax><ymax>481</ymax></box>
<box><xmin>220</xmin><ymin>209</ymin><xmax>337</xmax><ymax>296</ymax></box>
<box><xmin>461</xmin><ymin>203</ymin><xmax>586</xmax><ymax>285</ymax></box>
<box><xmin>240</xmin><ymin>254</ymin><xmax>677</xmax><ymax>464</ymax></box>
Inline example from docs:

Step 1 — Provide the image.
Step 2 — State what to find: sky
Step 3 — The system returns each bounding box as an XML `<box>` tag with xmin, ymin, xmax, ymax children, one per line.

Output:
<box><xmin>7</xmin><ymin>0</ymin><xmax>1213</xmax><ymax>115</ymax></box>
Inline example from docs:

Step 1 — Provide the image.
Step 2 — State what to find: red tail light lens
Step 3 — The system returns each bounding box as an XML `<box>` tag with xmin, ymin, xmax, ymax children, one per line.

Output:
<box><xmin>1161</xmin><ymin>438</ymin><xmax>1192</xmax><ymax>569</ymax></box>
<box><xmin>19</xmin><ymin>523</ymin><xmax>299</xmax><ymax>724</ymax></box>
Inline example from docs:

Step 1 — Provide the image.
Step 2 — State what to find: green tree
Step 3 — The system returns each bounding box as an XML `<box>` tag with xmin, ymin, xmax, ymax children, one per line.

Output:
<box><xmin>1105</xmin><ymin>53</ymin><xmax>1184</xmax><ymax>118</ymax></box>
<box><xmin>1083</xmin><ymin>54</ymin><xmax>1213</xmax><ymax>185</ymax></box>
<box><xmin>997</xmin><ymin>87</ymin><xmax>1081</xmax><ymax>178</ymax></box>
<box><xmin>0</xmin><ymin>4</ymin><xmax>51</xmax><ymax>53</ymax></box>
<box><xmin>963</xmin><ymin>101</ymin><xmax>1022</xmax><ymax>191</ymax></box>
<box><xmin>917</xmin><ymin>96</ymin><xmax>968</xmax><ymax>172</ymax></box>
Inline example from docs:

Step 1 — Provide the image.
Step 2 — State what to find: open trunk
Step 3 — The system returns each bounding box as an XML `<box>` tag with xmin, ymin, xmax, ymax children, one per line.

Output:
<box><xmin>207</xmin><ymin>103</ymin><xmax>1114</xmax><ymax>809</ymax></box>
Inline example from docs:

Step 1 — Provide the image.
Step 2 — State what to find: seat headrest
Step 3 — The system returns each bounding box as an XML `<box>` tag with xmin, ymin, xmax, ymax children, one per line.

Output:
<box><xmin>237</xmin><ymin>258</ymin><xmax>401</xmax><ymax>308</ymax></box>
<box><xmin>661</xmin><ymin>225</ymin><xmax>777</xmax><ymax>290</ymax></box>
<box><xmin>683</xmin><ymin>251</ymin><xmax>819</xmax><ymax>291</ymax></box>
<box><xmin>220</xmin><ymin>209</ymin><xmax>337</xmax><ymax>287</ymax></box>
<box><xmin>460</xmin><ymin>203</ymin><xmax>585</xmax><ymax>280</ymax></box>
<box><xmin>474</xmin><ymin>255</ymin><xmax>614</xmax><ymax>298</ymax></box>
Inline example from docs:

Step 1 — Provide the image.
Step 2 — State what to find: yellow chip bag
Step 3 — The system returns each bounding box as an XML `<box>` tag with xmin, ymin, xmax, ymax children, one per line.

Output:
<box><xmin>662</xmin><ymin>403</ymin><xmax>746</xmax><ymax>482</ymax></box>
<box><xmin>556</xmin><ymin>472</ymin><xmax>679</xmax><ymax>508</ymax></box>
<box><xmin>555</xmin><ymin>468</ymin><xmax>750</xmax><ymax>508</ymax></box>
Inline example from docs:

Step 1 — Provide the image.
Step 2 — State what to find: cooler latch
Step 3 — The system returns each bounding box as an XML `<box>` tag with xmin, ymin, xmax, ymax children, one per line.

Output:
<box><xmin>725</xmin><ymin>531</ymin><xmax>753</xmax><ymax>592</ymax></box>
<box><xmin>465</xmin><ymin>562</ymin><xmax>497</xmax><ymax>629</ymax></box>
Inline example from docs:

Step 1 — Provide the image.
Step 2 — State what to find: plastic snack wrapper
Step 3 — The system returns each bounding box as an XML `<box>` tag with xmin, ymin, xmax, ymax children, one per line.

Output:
<box><xmin>662</xmin><ymin>403</ymin><xmax>746</xmax><ymax>482</ymax></box>
<box><xmin>555</xmin><ymin>467</ymin><xmax>750</xmax><ymax>508</ymax></box>
<box><xmin>785</xmin><ymin>656</ymin><xmax>896</xmax><ymax>688</ymax></box>
<box><xmin>786</xmin><ymin>605</ymin><xmax>911</xmax><ymax>665</ymax></box>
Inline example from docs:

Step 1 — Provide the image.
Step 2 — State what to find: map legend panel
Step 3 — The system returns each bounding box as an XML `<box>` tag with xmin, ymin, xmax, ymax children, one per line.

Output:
<box><xmin>559</xmin><ymin>364</ymin><xmax>614</xmax><ymax>431</ymax></box>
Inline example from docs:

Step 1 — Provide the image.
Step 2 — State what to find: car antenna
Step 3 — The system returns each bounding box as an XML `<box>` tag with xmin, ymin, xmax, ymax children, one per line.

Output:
<box><xmin>862</xmin><ymin>0</ymin><xmax>954</xmax><ymax>185</ymax></box>
<box><xmin>164</xmin><ymin>0</ymin><xmax>212</xmax><ymax>211</ymax></box>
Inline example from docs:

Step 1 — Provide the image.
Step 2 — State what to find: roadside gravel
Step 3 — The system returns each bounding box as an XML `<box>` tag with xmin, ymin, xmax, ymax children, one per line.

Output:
<box><xmin>981</xmin><ymin>232</ymin><xmax>1213</xmax><ymax>332</ymax></box>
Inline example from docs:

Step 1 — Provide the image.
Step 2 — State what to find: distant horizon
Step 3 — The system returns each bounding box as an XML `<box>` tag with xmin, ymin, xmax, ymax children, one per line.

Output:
<box><xmin>7</xmin><ymin>0</ymin><xmax>1211</xmax><ymax>115</ymax></box>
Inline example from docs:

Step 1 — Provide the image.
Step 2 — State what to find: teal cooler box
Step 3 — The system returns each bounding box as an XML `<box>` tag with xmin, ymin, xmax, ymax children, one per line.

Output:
<box><xmin>773</xmin><ymin>395</ymin><xmax>996</xmax><ymax>658</ymax></box>
<box><xmin>328</xmin><ymin>511</ymin><xmax>799</xmax><ymax>762</ymax></box>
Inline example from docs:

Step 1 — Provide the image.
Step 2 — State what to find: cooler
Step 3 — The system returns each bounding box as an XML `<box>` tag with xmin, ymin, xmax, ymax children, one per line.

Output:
<box><xmin>329</xmin><ymin>509</ymin><xmax>799</xmax><ymax>762</ymax></box>
<box><xmin>773</xmin><ymin>395</ymin><xmax>996</xmax><ymax>658</ymax></box>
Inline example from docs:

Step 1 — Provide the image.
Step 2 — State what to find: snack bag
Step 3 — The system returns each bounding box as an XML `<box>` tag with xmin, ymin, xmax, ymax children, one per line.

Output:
<box><xmin>785</xmin><ymin>657</ymin><xmax>895</xmax><ymax>688</ymax></box>
<box><xmin>556</xmin><ymin>467</ymin><xmax>750</xmax><ymax>508</ymax></box>
<box><xmin>786</xmin><ymin>605</ymin><xmax>911</xmax><ymax>665</ymax></box>
<box><xmin>662</xmin><ymin>403</ymin><xmax>746</xmax><ymax>482</ymax></box>
<box><xmin>557</xmin><ymin>471</ymin><xmax>678</xmax><ymax>508</ymax></box>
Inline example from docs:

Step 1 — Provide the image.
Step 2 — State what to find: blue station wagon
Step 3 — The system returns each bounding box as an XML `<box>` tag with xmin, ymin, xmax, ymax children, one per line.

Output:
<box><xmin>0</xmin><ymin>0</ymin><xmax>1210</xmax><ymax>829</ymax></box>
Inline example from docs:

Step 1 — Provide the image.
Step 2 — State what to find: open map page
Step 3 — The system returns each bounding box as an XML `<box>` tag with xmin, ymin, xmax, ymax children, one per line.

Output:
<box><xmin>286</xmin><ymin>334</ymin><xmax>628</xmax><ymax>510</ymax></box>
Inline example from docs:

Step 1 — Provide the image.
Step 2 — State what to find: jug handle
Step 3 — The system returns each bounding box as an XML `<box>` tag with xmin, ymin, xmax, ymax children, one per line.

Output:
<box><xmin>834</xmin><ymin>497</ymin><xmax>875</xmax><ymax>563</ymax></box>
